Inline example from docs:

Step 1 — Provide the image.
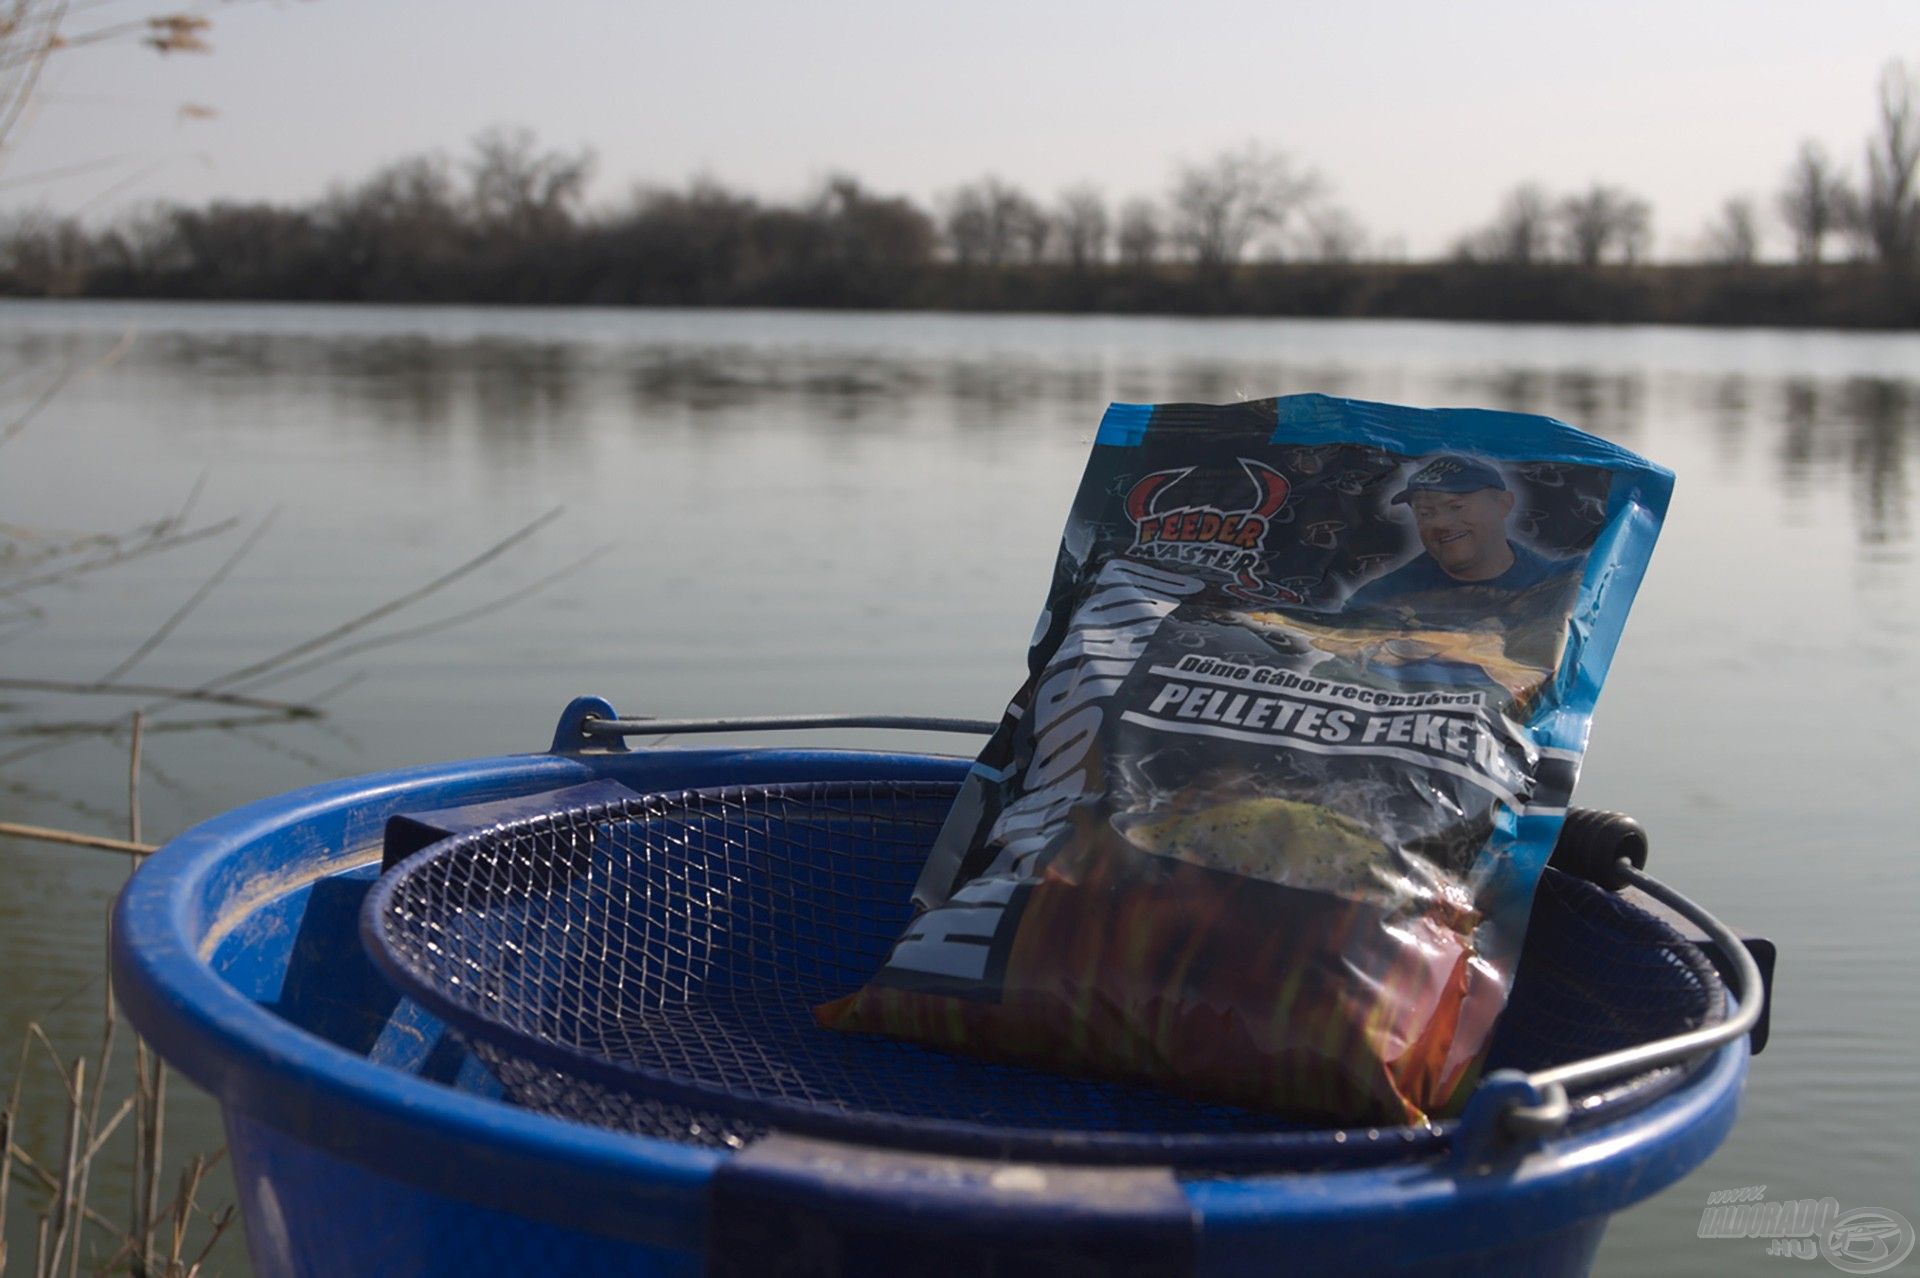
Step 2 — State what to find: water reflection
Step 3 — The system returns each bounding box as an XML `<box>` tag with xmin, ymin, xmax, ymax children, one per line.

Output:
<box><xmin>2</xmin><ymin>315</ymin><xmax>1912</xmax><ymax>551</ymax></box>
<box><xmin>1444</xmin><ymin>367</ymin><xmax>1647</xmax><ymax>444</ymax></box>
<box><xmin>1708</xmin><ymin>374</ymin><xmax>1751</xmax><ymax>463</ymax></box>
<box><xmin>323</xmin><ymin>335</ymin><xmax>460</xmax><ymax>431</ymax></box>
<box><xmin>1779</xmin><ymin>379</ymin><xmax>1820</xmax><ymax>497</ymax></box>
<box><xmin>1840</xmin><ymin>379</ymin><xmax>1915</xmax><ymax>548</ymax></box>
<box><xmin>468</xmin><ymin>340</ymin><xmax>584</xmax><ymax>446</ymax></box>
<box><xmin>6</xmin><ymin>307</ymin><xmax>1914</xmax><ymax>1278</ymax></box>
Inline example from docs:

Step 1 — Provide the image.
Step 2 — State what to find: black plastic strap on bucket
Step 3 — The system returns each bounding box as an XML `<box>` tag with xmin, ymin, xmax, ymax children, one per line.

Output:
<box><xmin>707</xmin><ymin>1136</ymin><xmax>1197</xmax><ymax>1278</ymax></box>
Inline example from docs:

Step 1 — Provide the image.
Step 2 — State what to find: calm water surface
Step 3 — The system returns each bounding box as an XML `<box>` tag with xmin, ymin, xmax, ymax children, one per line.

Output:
<box><xmin>2</xmin><ymin>301</ymin><xmax>1916</xmax><ymax>1275</ymax></box>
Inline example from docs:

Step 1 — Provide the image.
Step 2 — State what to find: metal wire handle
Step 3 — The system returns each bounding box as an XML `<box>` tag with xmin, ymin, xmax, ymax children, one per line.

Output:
<box><xmin>583</xmin><ymin>714</ymin><xmax>1002</xmax><ymax>738</ymax></box>
<box><xmin>554</xmin><ymin>703</ymin><xmax>1764</xmax><ymax>1141</ymax></box>
<box><xmin>1497</xmin><ymin>858</ymin><xmax>1764</xmax><ymax>1139</ymax></box>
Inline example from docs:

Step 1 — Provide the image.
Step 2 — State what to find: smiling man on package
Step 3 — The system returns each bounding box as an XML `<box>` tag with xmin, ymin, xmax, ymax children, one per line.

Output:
<box><xmin>1347</xmin><ymin>455</ymin><xmax>1567</xmax><ymax>607</ymax></box>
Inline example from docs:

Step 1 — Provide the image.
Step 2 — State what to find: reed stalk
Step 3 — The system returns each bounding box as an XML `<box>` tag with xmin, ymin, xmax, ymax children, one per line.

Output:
<box><xmin>42</xmin><ymin>1059</ymin><xmax>82</xmax><ymax>1278</ymax></box>
<box><xmin>0</xmin><ymin>1107</ymin><xmax>12</xmax><ymax>1276</ymax></box>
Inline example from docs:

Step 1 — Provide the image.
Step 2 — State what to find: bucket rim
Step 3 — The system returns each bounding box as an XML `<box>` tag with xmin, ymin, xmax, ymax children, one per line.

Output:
<box><xmin>111</xmin><ymin>746</ymin><xmax>1751</xmax><ymax>1252</ymax></box>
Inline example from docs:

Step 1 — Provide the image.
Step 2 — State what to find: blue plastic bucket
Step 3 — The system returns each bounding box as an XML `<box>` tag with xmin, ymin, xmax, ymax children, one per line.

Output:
<box><xmin>113</xmin><ymin>735</ymin><xmax>1751</xmax><ymax>1278</ymax></box>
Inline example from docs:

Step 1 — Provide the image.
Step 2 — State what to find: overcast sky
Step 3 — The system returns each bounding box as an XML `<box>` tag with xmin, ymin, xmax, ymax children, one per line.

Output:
<box><xmin>3</xmin><ymin>0</ymin><xmax>1915</xmax><ymax>260</ymax></box>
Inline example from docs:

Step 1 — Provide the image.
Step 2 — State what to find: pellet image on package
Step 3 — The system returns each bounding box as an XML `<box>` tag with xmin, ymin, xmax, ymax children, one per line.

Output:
<box><xmin>817</xmin><ymin>395</ymin><xmax>1672</xmax><ymax>1125</ymax></box>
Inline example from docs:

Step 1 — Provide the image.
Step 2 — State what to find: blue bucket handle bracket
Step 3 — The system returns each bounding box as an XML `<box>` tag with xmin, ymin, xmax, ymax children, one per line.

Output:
<box><xmin>1446</xmin><ymin>1070</ymin><xmax>1569</xmax><ymax>1169</ymax></box>
<box><xmin>550</xmin><ymin>696</ymin><xmax>629</xmax><ymax>754</ymax></box>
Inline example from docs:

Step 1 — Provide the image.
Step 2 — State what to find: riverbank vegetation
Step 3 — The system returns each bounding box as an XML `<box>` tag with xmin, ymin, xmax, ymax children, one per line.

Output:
<box><xmin>5</xmin><ymin>65</ymin><xmax>1919</xmax><ymax>328</ymax></box>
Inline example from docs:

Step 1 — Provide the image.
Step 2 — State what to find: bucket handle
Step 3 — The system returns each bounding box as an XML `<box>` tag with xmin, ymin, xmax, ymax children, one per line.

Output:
<box><xmin>551</xmin><ymin>700</ymin><xmax>1003</xmax><ymax>753</ymax></box>
<box><xmin>552</xmin><ymin>698</ymin><xmax>1767</xmax><ymax>1154</ymax></box>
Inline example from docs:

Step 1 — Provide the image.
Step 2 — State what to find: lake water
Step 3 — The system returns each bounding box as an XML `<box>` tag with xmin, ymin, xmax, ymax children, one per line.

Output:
<box><xmin>2</xmin><ymin>300</ymin><xmax>1915</xmax><ymax>1275</ymax></box>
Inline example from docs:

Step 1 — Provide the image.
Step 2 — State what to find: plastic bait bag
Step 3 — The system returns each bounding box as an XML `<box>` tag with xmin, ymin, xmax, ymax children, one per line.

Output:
<box><xmin>817</xmin><ymin>395</ymin><xmax>1672</xmax><ymax>1125</ymax></box>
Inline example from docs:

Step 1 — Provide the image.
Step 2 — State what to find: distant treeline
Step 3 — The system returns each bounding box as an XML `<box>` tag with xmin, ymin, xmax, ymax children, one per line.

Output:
<box><xmin>5</xmin><ymin>60</ymin><xmax>1920</xmax><ymax>328</ymax></box>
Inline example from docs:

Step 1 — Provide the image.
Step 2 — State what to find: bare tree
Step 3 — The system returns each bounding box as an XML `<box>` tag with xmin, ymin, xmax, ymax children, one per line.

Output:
<box><xmin>941</xmin><ymin>176</ymin><xmax>1046</xmax><ymax>267</ymax></box>
<box><xmin>332</xmin><ymin>153</ymin><xmax>464</xmax><ymax>233</ymax></box>
<box><xmin>1115</xmin><ymin>198</ymin><xmax>1163</xmax><ymax>268</ymax></box>
<box><xmin>1777</xmin><ymin>141</ymin><xmax>1851</xmax><ymax>265</ymax></box>
<box><xmin>96</xmin><ymin>201</ymin><xmax>187</xmax><ymax>277</ymax></box>
<box><xmin>465</xmin><ymin>125</ymin><xmax>595</xmax><ymax>241</ymax></box>
<box><xmin>0</xmin><ymin>209</ymin><xmax>90</xmax><ymax>294</ymax></box>
<box><xmin>1295</xmin><ymin>206</ymin><xmax>1369</xmax><ymax>264</ymax></box>
<box><xmin>1701</xmin><ymin>197</ymin><xmax>1761</xmax><ymax>266</ymax></box>
<box><xmin>1559</xmin><ymin>183</ymin><xmax>1652</xmax><ymax>266</ymax></box>
<box><xmin>319</xmin><ymin>153</ymin><xmax>470</xmax><ymax>291</ymax></box>
<box><xmin>1053</xmin><ymin>185</ymin><xmax>1110</xmax><ymax>268</ymax></box>
<box><xmin>1856</xmin><ymin>61</ymin><xmax>1920</xmax><ymax>265</ymax></box>
<box><xmin>1011</xmin><ymin>197</ymin><xmax>1051</xmax><ymax>264</ymax></box>
<box><xmin>806</xmin><ymin>174</ymin><xmax>937</xmax><ymax>271</ymax></box>
<box><xmin>942</xmin><ymin>185</ymin><xmax>991</xmax><ymax>267</ymax></box>
<box><xmin>1166</xmin><ymin>143</ymin><xmax>1319</xmax><ymax>269</ymax></box>
<box><xmin>1457</xmin><ymin>183</ymin><xmax>1556</xmax><ymax>264</ymax></box>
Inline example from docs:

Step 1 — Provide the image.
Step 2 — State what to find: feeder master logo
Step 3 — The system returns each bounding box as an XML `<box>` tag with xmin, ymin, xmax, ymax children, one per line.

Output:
<box><xmin>1699</xmin><ymin>1186</ymin><xmax>1916</xmax><ymax>1272</ymax></box>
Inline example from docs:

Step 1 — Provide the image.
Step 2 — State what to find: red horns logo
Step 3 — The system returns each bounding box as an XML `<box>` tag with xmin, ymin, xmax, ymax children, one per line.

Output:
<box><xmin>1124</xmin><ymin>459</ymin><xmax>1291</xmax><ymax>548</ymax></box>
<box><xmin>1123</xmin><ymin>459</ymin><xmax>1297</xmax><ymax>602</ymax></box>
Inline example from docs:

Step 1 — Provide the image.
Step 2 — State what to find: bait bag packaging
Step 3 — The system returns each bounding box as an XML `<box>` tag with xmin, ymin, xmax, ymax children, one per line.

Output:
<box><xmin>816</xmin><ymin>395</ymin><xmax>1673</xmax><ymax>1125</ymax></box>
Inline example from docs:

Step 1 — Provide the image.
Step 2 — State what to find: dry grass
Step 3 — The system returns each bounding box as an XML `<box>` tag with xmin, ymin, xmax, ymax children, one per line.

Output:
<box><xmin>1</xmin><ymin>1024</ymin><xmax>236</xmax><ymax>1277</ymax></box>
<box><xmin>4</xmin><ymin>718</ymin><xmax>238</xmax><ymax>1278</ymax></box>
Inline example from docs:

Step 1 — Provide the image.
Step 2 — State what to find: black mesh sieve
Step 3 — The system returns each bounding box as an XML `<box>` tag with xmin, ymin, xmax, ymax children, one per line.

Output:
<box><xmin>361</xmin><ymin>779</ymin><xmax>1724</xmax><ymax>1169</ymax></box>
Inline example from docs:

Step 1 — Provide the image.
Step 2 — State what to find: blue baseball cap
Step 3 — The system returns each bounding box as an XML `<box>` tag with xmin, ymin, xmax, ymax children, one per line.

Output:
<box><xmin>1390</xmin><ymin>455</ymin><xmax>1507</xmax><ymax>504</ymax></box>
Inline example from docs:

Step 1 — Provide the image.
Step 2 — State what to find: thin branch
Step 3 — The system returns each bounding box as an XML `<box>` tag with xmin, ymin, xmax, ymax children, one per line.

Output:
<box><xmin>190</xmin><ymin>506</ymin><xmax>563</xmax><ymax>697</ymax></box>
<box><xmin>0</xmin><ymin>361</ymin><xmax>81</xmax><ymax>452</ymax></box>
<box><xmin>0</xmin><ymin>150</ymin><xmax>132</xmax><ymax>189</ymax></box>
<box><xmin>0</xmin><ymin>732</ymin><xmax>93</xmax><ymax>774</ymax></box>
<box><xmin>81</xmin><ymin>1096</ymin><xmax>131</xmax><ymax>1167</ymax></box>
<box><xmin>183</xmin><ymin>1203</ymin><xmax>235</xmax><ymax>1278</ymax></box>
<box><xmin>6</xmin><ymin>1031</ymin><xmax>33</xmax><ymax>1132</ymax></box>
<box><xmin>137</xmin><ymin>1053</ymin><xmax>163</xmax><ymax>1278</ymax></box>
<box><xmin>0</xmin><ymin>771</ymin><xmax>123</xmax><ymax>829</ymax></box>
<box><xmin>0</xmin><ymin>698</ymin><xmax>311</xmax><ymax>772</ymax></box>
<box><xmin>0</xmin><ymin>679</ymin><xmax>313</xmax><ymax>716</ymax></box>
<box><xmin>125</xmin><ymin>750</ymin><xmax>201</xmax><ymax>811</ymax></box>
<box><xmin>0</xmin><ymin>1106</ymin><xmax>11</xmax><ymax>1277</ymax></box>
<box><xmin>238</xmin><ymin>540</ymin><xmax>611</xmax><ymax>693</ymax></box>
<box><xmin>0</xmin><ymin>514</ymin><xmax>566</xmax><ymax>781</ymax></box>
<box><xmin>3</xmin><ymin>710</ymin><xmax>300</xmax><ymax>741</ymax></box>
<box><xmin>0</xmin><ymin>330</ymin><xmax>132</xmax><ymax>449</ymax></box>
<box><xmin>44</xmin><ymin>1059</ymin><xmax>83</xmax><ymax>1278</ymax></box>
<box><xmin>3</xmin><ymin>1034</ymin><xmax>30</xmax><ymax>1266</ymax></box>
<box><xmin>0</xmin><ymin>517</ymin><xmax>241</xmax><ymax>600</ymax></box>
<box><xmin>223</xmin><ymin>724</ymin><xmax>337</xmax><ymax>777</ymax></box>
<box><xmin>128</xmin><ymin>709</ymin><xmax>143</xmax><ymax>844</ymax></box>
<box><xmin>0</xmin><ymin>822</ymin><xmax>155</xmax><ymax>856</ymax></box>
<box><xmin>305</xmin><ymin>672</ymin><xmax>366</xmax><ymax>706</ymax></box>
<box><xmin>129</xmin><ymin>1042</ymin><xmax>149</xmax><ymax>1278</ymax></box>
<box><xmin>157</xmin><ymin>468</ymin><xmax>208</xmax><ymax>541</ymax></box>
<box><xmin>24</xmin><ymin>1027</ymin><xmax>68</xmax><ymax>1096</ymax></box>
<box><xmin>163</xmin><ymin>1150</ymin><xmax>204</xmax><ymax>1272</ymax></box>
<box><xmin>97</xmin><ymin>508</ymin><xmax>278</xmax><ymax>685</ymax></box>
<box><xmin>74</xmin><ymin>153</ymin><xmax>179</xmax><ymax>215</ymax></box>
<box><xmin>0</xmin><ymin>606</ymin><xmax>49</xmax><ymax>637</ymax></box>
<box><xmin>0</xmin><ymin>0</ymin><xmax>67</xmax><ymax>156</ymax></box>
<box><xmin>0</xmin><ymin>1145</ymin><xmax>132</xmax><ymax>1255</ymax></box>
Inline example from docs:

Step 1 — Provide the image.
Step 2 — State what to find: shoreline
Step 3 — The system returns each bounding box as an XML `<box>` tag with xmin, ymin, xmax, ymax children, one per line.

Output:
<box><xmin>4</xmin><ymin>261</ymin><xmax>1915</xmax><ymax>332</ymax></box>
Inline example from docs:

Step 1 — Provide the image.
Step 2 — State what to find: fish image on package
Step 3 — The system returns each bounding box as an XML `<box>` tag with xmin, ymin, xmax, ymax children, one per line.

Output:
<box><xmin>816</xmin><ymin>395</ymin><xmax>1673</xmax><ymax>1125</ymax></box>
